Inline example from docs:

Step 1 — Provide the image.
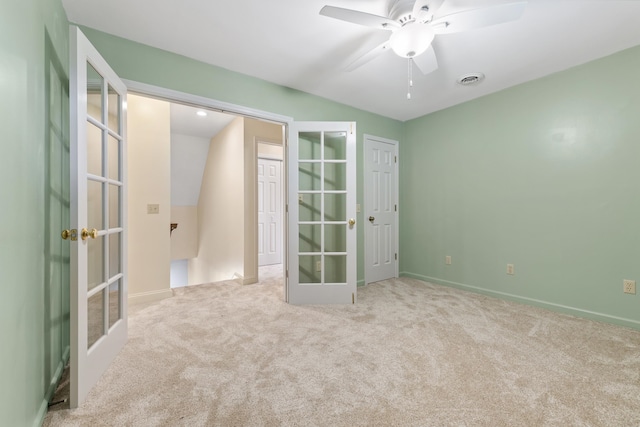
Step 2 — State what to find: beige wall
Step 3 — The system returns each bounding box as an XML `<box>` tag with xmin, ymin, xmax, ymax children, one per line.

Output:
<box><xmin>127</xmin><ymin>94</ymin><xmax>172</xmax><ymax>303</ymax></box>
<box><xmin>171</xmin><ymin>206</ymin><xmax>197</xmax><ymax>260</ymax></box>
<box><xmin>189</xmin><ymin>117</ymin><xmax>245</xmax><ymax>284</ymax></box>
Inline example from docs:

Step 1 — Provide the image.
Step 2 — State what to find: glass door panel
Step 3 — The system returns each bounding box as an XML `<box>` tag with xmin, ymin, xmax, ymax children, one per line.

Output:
<box><xmin>107</xmin><ymin>84</ymin><xmax>121</xmax><ymax>133</ymax></box>
<box><xmin>87</xmin><ymin>236</ymin><xmax>103</xmax><ymax>291</ymax></box>
<box><xmin>324</xmin><ymin>162</ymin><xmax>346</xmax><ymax>191</ymax></box>
<box><xmin>108</xmin><ymin>135</ymin><xmax>120</xmax><ymax>180</ymax></box>
<box><xmin>299</xmin><ymin>132</ymin><xmax>322</xmax><ymax>160</ymax></box>
<box><xmin>86</xmin><ymin>123</ymin><xmax>102</xmax><ymax>176</ymax></box>
<box><xmin>86</xmin><ymin>62</ymin><xmax>103</xmax><ymax>121</ymax></box>
<box><xmin>87</xmin><ymin>290</ymin><xmax>104</xmax><ymax>348</ymax></box>
<box><xmin>108</xmin><ymin>280</ymin><xmax>121</xmax><ymax>329</ymax></box>
<box><xmin>324</xmin><ymin>132</ymin><xmax>347</xmax><ymax>160</ymax></box>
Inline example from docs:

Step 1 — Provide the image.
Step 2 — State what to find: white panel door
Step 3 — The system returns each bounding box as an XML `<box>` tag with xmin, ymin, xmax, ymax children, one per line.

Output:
<box><xmin>364</xmin><ymin>135</ymin><xmax>398</xmax><ymax>285</ymax></box>
<box><xmin>68</xmin><ymin>26</ymin><xmax>127</xmax><ymax>408</ymax></box>
<box><xmin>258</xmin><ymin>158</ymin><xmax>282</xmax><ymax>266</ymax></box>
<box><xmin>287</xmin><ymin>122</ymin><xmax>357</xmax><ymax>304</ymax></box>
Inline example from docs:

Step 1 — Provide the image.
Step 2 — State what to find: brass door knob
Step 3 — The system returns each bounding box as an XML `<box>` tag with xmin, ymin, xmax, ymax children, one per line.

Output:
<box><xmin>348</xmin><ymin>218</ymin><xmax>356</xmax><ymax>227</ymax></box>
<box><xmin>81</xmin><ymin>228</ymin><xmax>98</xmax><ymax>241</ymax></box>
<box><xmin>61</xmin><ymin>229</ymin><xmax>78</xmax><ymax>241</ymax></box>
<box><xmin>368</xmin><ymin>216</ymin><xmax>375</xmax><ymax>223</ymax></box>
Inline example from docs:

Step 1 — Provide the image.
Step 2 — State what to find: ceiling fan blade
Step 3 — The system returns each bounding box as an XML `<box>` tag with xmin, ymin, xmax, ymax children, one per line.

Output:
<box><xmin>412</xmin><ymin>0</ymin><xmax>446</xmax><ymax>23</ymax></box>
<box><xmin>412</xmin><ymin>45</ymin><xmax>438</xmax><ymax>75</ymax></box>
<box><xmin>431</xmin><ymin>1</ymin><xmax>526</xmax><ymax>34</ymax></box>
<box><xmin>345</xmin><ymin>40</ymin><xmax>391</xmax><ymax>72</ymax></box>
<box><xmin>320</xmin><ymin>5</ymin><xmax>399</xmax><ymax>30</ymax></box>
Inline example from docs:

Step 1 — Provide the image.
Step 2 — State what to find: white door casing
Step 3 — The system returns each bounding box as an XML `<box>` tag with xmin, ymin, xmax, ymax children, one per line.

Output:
<box><xmin>364</xmin><ymin>135</ymin><xmax>398</xmax><ymax>285</ymax></box>
<box><xmin>69</xmin><ymin>26</ymin><xmax>128</xmax><ymax>408</ymax></box>
<box><xmin>258</xmin><ymin>158</ymin><xmax>282</xmax><ymax>266</ymax></box>
<box><xmin>287</xmin><ymin>122</ymin><xmax>357</xmax><ymax>304</ymax></box>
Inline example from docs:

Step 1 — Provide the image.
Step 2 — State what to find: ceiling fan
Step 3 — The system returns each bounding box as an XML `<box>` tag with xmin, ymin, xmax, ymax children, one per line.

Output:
<box><xmin>320</xmin><ymin>0</ymin><xmax>527</xmax><ymax>76</ymax></box>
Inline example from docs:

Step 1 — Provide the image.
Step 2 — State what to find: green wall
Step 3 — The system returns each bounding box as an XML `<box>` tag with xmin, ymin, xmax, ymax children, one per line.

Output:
<box><xmin>3</xmin><ymin>5</ymin><xmax>639</xmax><ymax>424</ymax></box>
<box><xmin>401</xmin><ymin>45</ymin><xmax>640</xmax><ymax>329</ymax></box>
<box><xmin>79</xmin><ymin>27</ymin><xmax>404</xmax><ymax>284</ymax></box>
<box><xmin>0</xmin><ymin>0</ymin><xmax>70</xmax><ymax>426</ymax></box>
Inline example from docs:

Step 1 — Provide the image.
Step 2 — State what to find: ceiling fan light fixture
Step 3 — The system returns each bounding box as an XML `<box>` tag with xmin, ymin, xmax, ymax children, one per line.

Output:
<box><xmin>389</xmin><ymin>23</ymin><xmax>435</xmax><ymax>58</ymax></box>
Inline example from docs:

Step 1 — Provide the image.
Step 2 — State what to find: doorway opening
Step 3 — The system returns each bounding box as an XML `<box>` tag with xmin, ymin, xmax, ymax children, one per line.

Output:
<box><xmin>163</xmin><ymin>101</ymin><xmax>286</xmax><ymax>289</ymax></box>
<box><xmin>122</xmin><ymin>84</ymin><xmax>290</xmax><ymax>300</ymax></box>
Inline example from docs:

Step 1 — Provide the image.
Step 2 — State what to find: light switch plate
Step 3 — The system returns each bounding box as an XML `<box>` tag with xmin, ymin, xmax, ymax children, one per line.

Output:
<box><xmin>147</xmin><ymin>204</ymin><xmax>160</xmax><ymax>214</ymax></box>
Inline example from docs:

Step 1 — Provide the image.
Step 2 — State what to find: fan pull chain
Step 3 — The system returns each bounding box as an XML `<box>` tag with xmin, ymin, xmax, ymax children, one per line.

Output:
<box><xmin>407</xmin><ymin>58</ymin><xmax>413</xmax><ymax>100</ymax></box>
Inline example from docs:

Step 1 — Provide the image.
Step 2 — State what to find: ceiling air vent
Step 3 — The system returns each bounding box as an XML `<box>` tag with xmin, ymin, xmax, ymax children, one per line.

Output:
<box><xmin>457</xmin><ymin>73</ymin><xmax>485</xmax><ymax>86</ymax></box>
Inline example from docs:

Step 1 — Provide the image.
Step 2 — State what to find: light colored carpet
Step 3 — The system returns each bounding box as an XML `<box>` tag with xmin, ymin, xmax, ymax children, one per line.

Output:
<box><xmin>45</xmin><ymin>265</ymin><xmax>640</xmax><ymax>426</ymax></box>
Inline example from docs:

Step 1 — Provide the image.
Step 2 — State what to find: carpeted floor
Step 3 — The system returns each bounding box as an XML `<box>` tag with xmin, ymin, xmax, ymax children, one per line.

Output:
<box><xmin>45</xmin><ymin>265</ymin><xmax>640</xmax><ymax>426</ymax></box>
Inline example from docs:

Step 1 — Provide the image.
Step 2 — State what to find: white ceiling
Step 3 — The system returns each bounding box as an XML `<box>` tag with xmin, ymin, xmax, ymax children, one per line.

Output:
<box><xmin>170</xmin><ymin>103</ymin><xmax>236</xmax><ymax>140</ymax></box>
<box><xmin>169</xmin><ymin>103</ymin><xmax>236</xmax><ymax>206</ymax></box>
<box><xmin>63</xmin><ymin>0</ymin><xmax>640</xmax><ymax>121</ymax></box>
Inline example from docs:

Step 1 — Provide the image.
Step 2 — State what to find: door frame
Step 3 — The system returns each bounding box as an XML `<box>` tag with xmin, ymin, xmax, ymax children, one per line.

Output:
<box><xmin>363</xmin><ymin>134</ymin><xmax>399</xmax><ymax>285</ymax></box>
<box><xmin>123</xmin><ymin>80</ymin><xmax>293</xmax><ymax>301</ymax></box>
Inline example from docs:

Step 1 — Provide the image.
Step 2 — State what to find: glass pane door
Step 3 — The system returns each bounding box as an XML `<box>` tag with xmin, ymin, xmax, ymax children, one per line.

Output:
<box><xmin>288</xmin><ymin>122</ymin><xmax>356</xmax><ymax>304</ymax></box>
<box><xmin>70</xmin><ymin>26</ymin><xmax>127</xmax><ymax>408</ymax></box>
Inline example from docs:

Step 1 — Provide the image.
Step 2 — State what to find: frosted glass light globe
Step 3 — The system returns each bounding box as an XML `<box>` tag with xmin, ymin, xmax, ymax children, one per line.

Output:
<box><xmin>389</xmin><ymin>23</ymin><xmax>435</xmax><ymax>58</ymax></box>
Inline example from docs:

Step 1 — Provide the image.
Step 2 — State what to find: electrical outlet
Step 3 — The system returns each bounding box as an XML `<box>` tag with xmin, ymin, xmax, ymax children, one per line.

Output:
<box><xmin>316</xmin><ymin>260</ymin><xmax>322</xmax><ymax>272</ymax></box>
<box><xmin>445</xmin><ymin>255</ymin><xmax>452</xmax><ymax>265</ymax></box>
<box><xmin>356</xmin><ymin>204</ymin><xmax>361</xmax><ymax>213</ymax></box>
<box><xmin>623</xmin><ymin>279</ymin><xmax>636</xmax><ymax>295</ymax></box>
<box><xmin>147</xmin><ymin>204</ymin><xmax>159</xmax><ymax>214</ymax></box>
<box><xmin>507</xmin><ymin>264</ymin><xmax>515</xmax><ymax>275</ymax></box>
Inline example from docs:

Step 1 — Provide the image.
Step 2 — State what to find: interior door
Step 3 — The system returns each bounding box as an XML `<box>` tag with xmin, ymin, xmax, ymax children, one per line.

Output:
<box><xmin>258</xmin><ymin>158</ymin><xmax>282</xmax><ymax>266</ymax></box>
<box><xmin>68</xmin><ymin>26</ymin><xmax>127</xmax><ymax>408</ymax></box>
<box><xmin>364</xmin><ymin>136</ymin><xmax>398</xmax><ymax>284</ymax></box>
<box><xmin>287</xmin><ymin>122</ymin><xmax>357</xmax><ymax>304</ymax></box>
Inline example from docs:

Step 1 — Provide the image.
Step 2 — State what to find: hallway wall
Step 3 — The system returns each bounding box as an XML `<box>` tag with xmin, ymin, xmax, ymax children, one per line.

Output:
<box><xmin>127</xmin><ymin>94</ymin><xmax>172</xmax><ymax>303</ymax></box>
<box><xmin>189</xmin><ymin>118</ymin><xmax>246</xmax><ymax>284</ymax></box>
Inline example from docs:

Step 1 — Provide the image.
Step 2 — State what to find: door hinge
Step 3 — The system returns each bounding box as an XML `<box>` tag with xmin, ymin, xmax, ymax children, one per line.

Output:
<box><xmin>286</xmin><ymin>270</ymin><xmax>289</xmax><ymax>278</ymax></box>
<box><xmin>395</xmin><ymin>253</ymin><xmax>398</xmax><ymax>261</ymax></box>
<box><xmin>286</xmin><ymin>204</ymin><xmax>288</xmax><ymax>213</ymax></box>
<box><xmin>394</xmin><ymin>155</ymin><xmax>397</xmax><ymax>163</ymax></box>
<box><xmin>395</xmin><ymin>204</ymin><xmax>397</xmax><ymax>212</ymax></box>
<box><xmin>352</xmin><ymin>293</ymin><xmax>355</xmax><ymax>304</ymax></box>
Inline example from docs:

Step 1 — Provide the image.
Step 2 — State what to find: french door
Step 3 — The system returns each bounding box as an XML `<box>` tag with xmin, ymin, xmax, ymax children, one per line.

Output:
<box><xmin>287</xmin><ymin>122</ymin><xmax>357</xmax><ymax>304</ymax></box>
<box><xmin>68</xmin><ymin>26</ymin><xmax>127</xmax><ymax>407</ymax></box>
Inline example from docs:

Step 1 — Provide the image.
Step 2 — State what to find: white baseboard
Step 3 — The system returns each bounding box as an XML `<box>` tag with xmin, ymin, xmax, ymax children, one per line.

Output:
<box><xmin>37</xmin><ymin>345</ymin><xmax>70</xmax><ymax>427</ymax></box>
<box><xmin>400</xmin><ymin>272</ymin><xmax>640</xmax><ymax>331</ymax></box>
<box><xmin>128</xmin><ymin>288</ymin><xmax>174</xmax><ymax>305</ymax></box>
